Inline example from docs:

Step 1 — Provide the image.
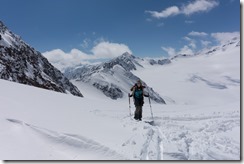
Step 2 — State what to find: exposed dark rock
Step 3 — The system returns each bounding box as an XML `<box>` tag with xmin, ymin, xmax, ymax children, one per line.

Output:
<box><xmin>64</xmin><ymin>52</ymin><xmax>166</xmax><ymax>104</ymax></box>
<box><xmin>0</xmin><ymin>21</ymin><xmax>83</xmax><ymax>97</ymax></box>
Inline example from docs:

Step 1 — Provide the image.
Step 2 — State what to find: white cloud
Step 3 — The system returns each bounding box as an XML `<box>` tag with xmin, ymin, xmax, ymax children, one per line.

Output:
<box><xmin>183</xmin><ymin>37</ymin><xmax>197</xmax><ymax>49</ymax></box>
<box><xmin>184</xmin><ymin>36</ymin><xmax>192</xmax><ymax>41</ymax></box>
<box><xmin>188</xmin><ymin>31</ymin><xmax>208</xmax><ymax>37</ymax></box>
<box><xmin>93</xmin><ymin>37</ymin><xmax>107</xmax><ymax>45</ymax></box>
<box><xmin>211</xmin><ymin>32</ymin><xmax>240</xmax><ymax>44</ymax></box>
<box><xmin>162</xmin><ymin>45</ymin><xmax>195</xmax><ymax>57</ymax></box>
<box><xmin>161</xmin><ymin>47</ymin><xmax>177</xmax><ymax>57</ymax></box>
<box><xmin>146</xmin><ymin>0</ymin><xmax>219</xmax><ymax>19</ymax></box>
<box><xmin>161</xmin><ymin>30</ymin><xmax>239</xmax><ymax>58</ymax></box>
<box><xmin>178</xmin><ymin>45</ymin><xmax>194</xmax><ymax>55</ymax></box>
<box><xmin>43</xmin><ymin>49</ymin><xmax>95</xmax><ymax>71</ymax></box>
<box><xmin>182</xmin><ymin>0</ymin><xmax>219</xmax><ymax>15</ymax></box>
<box><xmin>201</xmin><ymin>40</ymin><xmax>212</xmax><ymax>47</ymax></box>
<box><xmin>146</xmin><ymin>6</ymin><xmax>180</xmax><ymax>19</ymax></box>
<box><xmin>91</xmin><ymin>41</ymin><xmax>132</xmax><ymax>59</ymax></box>
<box><xmin>43</xmin><ymin>41</ymin><xmax>132</xmax><ymax>71</ymax></box>
<box><xmin>80</xmin><ymin>38</ymin><xmax>90</xmax><ymax>49</ymax></box>
<box><xmin>189</xmin><ymin>42</ymin><xmax>196</xmax><ymax>49</ymax></box>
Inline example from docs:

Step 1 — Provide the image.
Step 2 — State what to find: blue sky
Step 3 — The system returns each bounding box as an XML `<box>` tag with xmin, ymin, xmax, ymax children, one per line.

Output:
<box><xmin>0</xmin><ymin>0</ymin><xmax>240</xmax><ymax>67</ymax></box>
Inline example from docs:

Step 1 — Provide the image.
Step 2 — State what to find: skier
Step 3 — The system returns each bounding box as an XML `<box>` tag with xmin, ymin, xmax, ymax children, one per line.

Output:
<box><xmin>129</xmin><ymin>80</ymin><xmax>149</xmax><ymax>121</ymax></box>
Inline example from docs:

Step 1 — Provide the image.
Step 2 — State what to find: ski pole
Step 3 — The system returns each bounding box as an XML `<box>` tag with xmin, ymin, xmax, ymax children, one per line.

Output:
<box><xmin>128</xmin><ymin>93</ymin><xmax>132</xmax><ymax>116</ymax></box>
<box><xmin>147</xmin><ymin>88</ymin><xmax>154</xmax><ymax>121</ymax></box>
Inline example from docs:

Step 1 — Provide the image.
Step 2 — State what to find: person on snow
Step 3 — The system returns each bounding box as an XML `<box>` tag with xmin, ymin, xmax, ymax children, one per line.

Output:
<box><xmin>129</xmin><ymin>80</ymin><xmax>149</xmax><ymax>121</ymax></box>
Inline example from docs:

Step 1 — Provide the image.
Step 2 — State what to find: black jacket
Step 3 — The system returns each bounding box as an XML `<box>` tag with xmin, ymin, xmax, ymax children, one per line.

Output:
<box><xmin>129</xmin><ymin>85</ymin><xmax>149</xmax><ymax>106</ymax></box>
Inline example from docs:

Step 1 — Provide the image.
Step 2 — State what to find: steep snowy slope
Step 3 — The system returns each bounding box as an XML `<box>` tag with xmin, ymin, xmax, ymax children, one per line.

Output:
<box><xmin>0</xmin><ymin>21</ymin><xmax>83</xmax><ymax>97</ymax></box>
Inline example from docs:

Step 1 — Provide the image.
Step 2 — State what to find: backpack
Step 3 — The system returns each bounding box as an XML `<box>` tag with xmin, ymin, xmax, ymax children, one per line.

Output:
<box><xmin>134</xmin><ymin>87</ymin><xmax>143</xmax><ymax>99</ymax></box>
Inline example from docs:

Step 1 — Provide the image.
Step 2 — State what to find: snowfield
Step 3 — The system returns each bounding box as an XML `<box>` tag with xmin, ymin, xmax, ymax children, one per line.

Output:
<box><xmin>0</xmin><ymin>79</ymin><xmax>240</xmax><ymax>160</ymax></box>
<box><xmin>0</xmin><ymin>39</ymin><xmax>240</xmax><ymax>160</ymax></box>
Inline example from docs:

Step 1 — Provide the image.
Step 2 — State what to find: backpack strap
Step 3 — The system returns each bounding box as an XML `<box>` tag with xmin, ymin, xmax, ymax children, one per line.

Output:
<box><xmin>130</xmin><ymin>84</ymin><xmax>138</xmax><ymax>91</ymax></box>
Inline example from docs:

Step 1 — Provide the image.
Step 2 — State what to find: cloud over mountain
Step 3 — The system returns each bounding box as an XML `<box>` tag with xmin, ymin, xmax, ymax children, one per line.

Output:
<box><xmin>211</xmin><ymin>32</ymin><xmax>240</xmax><ymax>44</ymax></box>
<box><xmin>43</xmin><ymin>41</ymin><xmax>132</xmax><ymax>71</ymax></box>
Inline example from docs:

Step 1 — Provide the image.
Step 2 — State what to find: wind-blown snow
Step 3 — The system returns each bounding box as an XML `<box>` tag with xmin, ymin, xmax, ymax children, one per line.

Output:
<box><xmin>0</xmin><ymin>37</ymin><xmax>240</xmax><ymax>160</ymax></box>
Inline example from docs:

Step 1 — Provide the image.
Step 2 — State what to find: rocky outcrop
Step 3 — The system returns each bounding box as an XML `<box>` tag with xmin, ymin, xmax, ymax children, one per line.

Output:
<box><xmin>0</xmin><ymin>21</ymin><xmax>83</xmax><ymax>97</ymax></box>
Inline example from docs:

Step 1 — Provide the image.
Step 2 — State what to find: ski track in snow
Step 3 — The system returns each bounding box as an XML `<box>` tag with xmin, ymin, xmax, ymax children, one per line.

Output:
<box><xmin>120</xmin><ymin>108</ymin><xmax>240</xmax><ymax>160</ymax></box>
<box><xmin>155</xmin><ymin>111</ymin><xmax>240</xmax><ymax>160</ymax></box>
<box><xmin>3</xmin><ymin>108</ymin><xmax>240</xmax><ymax>160</ymax></box>
<box><xmin>6</xmin><ymin>118</ymin><xmax>126</xmax><ymax>160</ymax></box>
<box><xmin>139</xmin><ymin>126</ymin><xmax>164</xmax><ymax>160</ymax></box>
<box><xmin>121</xmin><ymin>116</ymin><xmax>164</xmax><ymax>160</ymax></box>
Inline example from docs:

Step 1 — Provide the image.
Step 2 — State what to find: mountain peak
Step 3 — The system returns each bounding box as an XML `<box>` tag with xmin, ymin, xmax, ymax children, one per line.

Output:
<box><xmin>63</xmin><ymin>53</ymin><xmax>166</xmax><ymax>103</ymax></box>
<box><xmin>116</xmin><ymin>52</ymin><xmax>135</xmax><ymax>60</ymax></box>
<box><xmin>103</xmin><ymin>52</ymin><xmax>142</xmax><ymax>72</ymax></box>
<box><xmin>0</xmin><ymin>21</ymin><xmax>83</xmax><ymax>97</ymax></box>
<box><xmin>121</xmin><ymin>52</ymin><xmax>132</xmax><ymax>57</ymax></box>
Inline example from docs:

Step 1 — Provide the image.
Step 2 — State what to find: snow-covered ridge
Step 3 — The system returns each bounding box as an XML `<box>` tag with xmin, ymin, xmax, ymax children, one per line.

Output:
<box><xmin>197</xmin><ymin>37</ymin><xmax>240</xmax><ymax>57</ymax></box>
<box><xmin>103</xmin><ymin>52</ymin><xmax>143</xmax><ymax>71</ymax></box>
<box><xmin>170</xmin><ymin>36</ymin><xmax>240</xmax><ymax>60</ymax></box>
<box><xmin>64</xmin><ymin>52</ymin><xmax>166</xmax><ymax>103</ymax></box>
<box><xmin>0</xmin><ymin>21</ymin><xmax>83</xmax><ymax>97</ymax></box>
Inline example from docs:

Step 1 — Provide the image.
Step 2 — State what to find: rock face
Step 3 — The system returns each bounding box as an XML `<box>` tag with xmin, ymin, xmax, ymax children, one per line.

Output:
<box><xmin>0</xmin><ymin>21</ymin><xmax>83</xmax><ymax>97</ymax></box>
<box><xmin>64</xmin><ymin>52</ymin><xmax>166</xmax><ymax>104</ymax></box>
<box><xmin>102</xmin><ymin>52</ymin><xmax>143</xmax><ymax>71</ymax></box>
<box><xmin>148</xmin><ymin>58</ymin><xmax>171</xmax><ymax>65</ymax></box>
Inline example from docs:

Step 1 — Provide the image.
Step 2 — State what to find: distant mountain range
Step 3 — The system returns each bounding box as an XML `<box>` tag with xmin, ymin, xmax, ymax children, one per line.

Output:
<box><xmin>64</xmin><ymin>52</ymin><xmax>168</xmax><ymax>103</ymax></box>
<box><xmin>0</xmin><ymin>20</ymin><xmax>240</xmax><ymax>104</ymax></box>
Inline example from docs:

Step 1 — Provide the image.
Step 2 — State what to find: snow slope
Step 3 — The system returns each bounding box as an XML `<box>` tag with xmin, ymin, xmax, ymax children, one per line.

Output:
<box><xmin>63</xmin><ymin>52</ymin><xmax>166</xmax><ymax>103</ymax></box>
<box><xmin>133</xmin><ymin>39</ymin><xmax>240</xmax><ymax>105</ymax></box>
<box><xmin>0</xmin><ymin>59</ymin><xmax>240</xmax><ymax>160</ymax></box>
<box><xmin>0</xmin><ymin>37</ymin><xmax>240</xmax><ymax>160</ymax></box>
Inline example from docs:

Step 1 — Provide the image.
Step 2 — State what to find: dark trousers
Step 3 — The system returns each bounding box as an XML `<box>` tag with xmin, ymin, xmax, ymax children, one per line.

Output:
<box><xmin>134</xmin><ymin>106</ymin><xmax>142</xmax><ymax>120</ymax></box>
